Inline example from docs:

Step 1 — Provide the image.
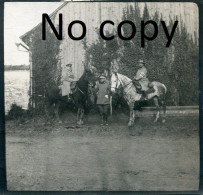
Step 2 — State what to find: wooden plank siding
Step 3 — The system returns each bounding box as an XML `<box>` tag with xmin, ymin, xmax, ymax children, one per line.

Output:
<box><xmin>20</xmin><ymin>2</ymin><xmax>198</xmax><ymax>83</ymax></box>
<box><xmin>50</xmin><ymin>2</ymin><xmax>198</xmax><ymax>80</ymax></box>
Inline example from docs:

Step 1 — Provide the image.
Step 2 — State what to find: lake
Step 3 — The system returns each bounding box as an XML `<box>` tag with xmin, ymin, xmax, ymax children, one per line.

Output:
<box><xmin>5</xmin><ymin>70</ymin><xmax>30</xmax><ymax>114</ymax></box>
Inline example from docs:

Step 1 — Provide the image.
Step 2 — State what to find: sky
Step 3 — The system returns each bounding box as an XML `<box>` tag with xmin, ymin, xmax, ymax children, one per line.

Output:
<box><xmin>4</xmin><ymin>2</ymin><xmax>64</xmax><ymax>65</ymax></box>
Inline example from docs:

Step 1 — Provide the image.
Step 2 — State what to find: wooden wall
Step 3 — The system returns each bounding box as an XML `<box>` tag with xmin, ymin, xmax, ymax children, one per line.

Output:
<box><xmin>52</xmin><ymin>2</ymin><xmax>198</xmax><ymax>80</ymax></box>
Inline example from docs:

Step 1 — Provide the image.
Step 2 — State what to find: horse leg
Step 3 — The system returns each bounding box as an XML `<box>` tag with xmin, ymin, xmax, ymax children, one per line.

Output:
<box><xmin>153</xmin><ymin>97</ymin><xmax>160</xmax><ymax>123</ymax></box>
<box><xmin>77</xmin><ymin>108</ymin><xmax>81</xmax><ymax>124</ymax></box>
<box><xmin>54</xmin><ymin>101</ymin><xmax>62</xmax><ymax>123</ymax></box>
<box><xmin>161</xmin><ymin>99</ymin><xmax>166</xmax><ymax>123</ymax></box>
<box><xmin>128</xmin><ymin>102</ymin><xmax>135</xmax><ymax>127</ymax></box>
<box><xmin>45</xmin><ymin>102</ymin><xmax>51</xmax><ymax>125</ymax></box>
<box><xmin>80</xmin><ymin>109</ymin><xmax>85</xmax><ymax>125</ymax></box>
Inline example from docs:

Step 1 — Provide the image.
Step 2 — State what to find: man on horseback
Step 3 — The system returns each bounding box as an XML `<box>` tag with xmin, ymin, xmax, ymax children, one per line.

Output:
<box><xmin>133</xmin><ymin>59</ymin><xmax>149</xmax><ymax>100</ymax></box>
<box><xmin>62</xmin><ymin>63</ymin><xmax>75</xmax><ymax>101</ymax></box>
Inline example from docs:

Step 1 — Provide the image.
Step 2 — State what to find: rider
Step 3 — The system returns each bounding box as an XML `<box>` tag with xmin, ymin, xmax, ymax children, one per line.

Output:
<box><xmin>133</xmin><ymin>59</ymin><xmax>149</xmax><ymax>100</ymax></box>
<box><xmin>62</xmin><ymin>63</ymin><xmax>75</xmax><ymax>101</ymax></box>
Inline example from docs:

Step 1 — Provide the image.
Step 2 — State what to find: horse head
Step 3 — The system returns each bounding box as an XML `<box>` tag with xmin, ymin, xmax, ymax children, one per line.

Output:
<box><xmin>110</xmin><ymin>72</ymin><xmax>121</xmax><ymax>94</ymax></box>
<box><xmin>82</xmin><ymin>69</ymin><xmax>93</xmax><ymax>81</ymax></box>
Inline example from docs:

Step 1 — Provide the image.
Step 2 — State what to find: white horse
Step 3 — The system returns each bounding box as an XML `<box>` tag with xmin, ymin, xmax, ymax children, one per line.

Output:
<box><xmin>111</xmin><ymin>72</ymin><xmax>167</xmax><ymax>127</ymax></box>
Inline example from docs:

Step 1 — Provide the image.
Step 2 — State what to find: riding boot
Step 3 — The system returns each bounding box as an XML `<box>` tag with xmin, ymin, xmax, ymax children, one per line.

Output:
<box><xmin>133</xmin><ymin>80</ymin><xmax>142</xmax><ymax>93</ymax></box>
<box><xmin>140</xmin><ymin>91</ymin><xmax>148</xmax><ymax>101</ymax></box>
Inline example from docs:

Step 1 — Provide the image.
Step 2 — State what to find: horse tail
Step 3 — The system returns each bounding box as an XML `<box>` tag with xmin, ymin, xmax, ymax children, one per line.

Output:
<box><xmin>160</xmin><ymin>83</ymin><xmax>166</xmax><ymax>101</ymax></box>
<box><xmin>161</xmin><ymin>84</ymin><xmax>167</xmax><ymax>117</ymax></box>
<box><xmin>159</xmin><ymin>84</ymin><xmax>167</xmax><ymax>114</ymax></box>
<box><xmin>162</xmin><ymin>83</ymin><xmax>167</xmax><ymax>95</ymax></box>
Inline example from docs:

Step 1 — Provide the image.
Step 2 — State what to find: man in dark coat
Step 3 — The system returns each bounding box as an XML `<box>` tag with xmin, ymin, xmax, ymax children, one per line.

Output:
<box><xmin>95</xmin><ymin>74</ymin><xmax>110</xmax><ymax>126</ymax></box>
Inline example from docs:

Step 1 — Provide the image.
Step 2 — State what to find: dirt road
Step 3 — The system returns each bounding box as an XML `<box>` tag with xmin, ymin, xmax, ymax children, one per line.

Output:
<box><xmin>6</xmin><ymin>114</ymin><xmax>199</xmax><ymax>191</ymax></box>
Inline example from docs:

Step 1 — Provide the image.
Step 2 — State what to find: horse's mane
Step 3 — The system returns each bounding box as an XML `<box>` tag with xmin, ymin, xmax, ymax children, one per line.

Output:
<box><xmin>117</xmin><ymin>73</ymin><xmax>132</xmax><ymax>83</ymax></box>
<box><xmin>77</xmin><ymin>70</ymin><xmax>91</xmax><ymax>93</ymax></box>
<box><xmin>78</xmin><ymin>71</ymin><xmax>85</xmax><ymax>81</ymax></box>
<box><xmin>78</xmin><ymin>69</ymin><xmax>92</xmax><ymax>82</ymax></box>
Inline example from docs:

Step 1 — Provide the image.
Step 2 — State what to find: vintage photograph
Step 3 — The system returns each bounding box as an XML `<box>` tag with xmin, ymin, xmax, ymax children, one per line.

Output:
<box><xmin>5</xmin><ymin>2</ymin><xmax>199</xmax><ymax>191</ymax></box>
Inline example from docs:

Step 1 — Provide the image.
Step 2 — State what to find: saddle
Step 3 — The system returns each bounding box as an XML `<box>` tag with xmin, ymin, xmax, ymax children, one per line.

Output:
<box><xmin>133</xmin><ymin>80</ymin><xmax>142</xmax><ymax>93</ymax></box>
<box><xmin>133</xmin><ymin>79</ymin><xmax>155</xmax><ymax>97</ymax></box>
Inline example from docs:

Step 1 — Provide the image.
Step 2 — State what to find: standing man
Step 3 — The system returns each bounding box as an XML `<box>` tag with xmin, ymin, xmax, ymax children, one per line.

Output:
<box><xmin>62</xmin><ymin>63</ymin><xmax>75</xmax><ymax>101</ymax></box>
<box><xmin>133</xmin><ymin>59</ymin><xmax>149</xmax><ymax>100</ymax></box>
<box><xmin>95</xmin><ymin>74</ymin><xmax>110</xmax><ymax>126</ymax></box>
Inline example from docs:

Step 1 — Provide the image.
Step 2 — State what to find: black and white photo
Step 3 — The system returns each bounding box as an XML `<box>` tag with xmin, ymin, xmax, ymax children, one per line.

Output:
<box><xmin>4</xmin><ymin>2</ymin><xmax>199</xmax><ymax>191</ymax></box>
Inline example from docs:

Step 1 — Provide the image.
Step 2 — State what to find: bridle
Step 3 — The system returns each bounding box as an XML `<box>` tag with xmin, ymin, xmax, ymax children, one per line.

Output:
<box><xmin>76</xmin><ymin>71</ymin><xmax>93</xmax><ymax>96</ymax></box>
<box><xmin>77</xmin><ymin>86</ymin><xmax>85</xmax><ymax>95</ymax></box>
<box><xmin>111</xmin><ymin>73</ymin><xmax>132</xmax><ymax>91</ymax></box>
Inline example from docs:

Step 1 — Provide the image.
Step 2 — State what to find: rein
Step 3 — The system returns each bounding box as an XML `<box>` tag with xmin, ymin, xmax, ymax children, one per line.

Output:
<box><xmin>113</xmin><ymin>74</ymin><xmax>133</xmax><ymax>92</ymax></box>
<box><xmin>111</xmin><ymin>74</ymin><xmax>137</xmax><ymax>102</ymax></box>
<box><xmin>121</xmin><ymin>81</ymin><xmax>132</xmax><ymax>89</ymax></box>
<box><xmin>77</xmin><ymin>86</ymin><xmax>85</xmax><ymax>95</ymax></box>
<box><xmin>75</xmin><ymin>73</ymin><xmax>90</xmax><ymax>96</ymax></box>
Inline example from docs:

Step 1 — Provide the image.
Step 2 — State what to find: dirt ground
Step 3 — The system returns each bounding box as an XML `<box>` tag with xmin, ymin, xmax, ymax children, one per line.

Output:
<box><xmin>6</xmin><ymin>112</ymin><xmax>199</xmax><ymax>191</ymax></box>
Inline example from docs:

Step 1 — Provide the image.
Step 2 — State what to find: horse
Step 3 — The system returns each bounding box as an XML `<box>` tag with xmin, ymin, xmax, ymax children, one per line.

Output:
<box><xmin>71</xmin><ymin>69</ymin><xmax>95</xmax><ymax>125</ymax></box>
<box><xmin>44</xmin><ymin>69</ymin><xmax>95</xmax><ymax>125</ymax></box>
<box><xmin>110</xmin><ymin>72</ymin><xmax>167</xmax><ymax>127</ymax></box>
<box><xmin>44</xmin><ymin>80</ymin><xmax>64</xmax><ymax>124</ymax></box>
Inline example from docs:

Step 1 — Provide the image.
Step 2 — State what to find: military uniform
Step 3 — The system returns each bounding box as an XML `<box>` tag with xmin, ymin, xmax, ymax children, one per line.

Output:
<box><xmin>62</xmin><ymin>64</ymin><xmax>75</xmax><ymax>96</ymax></box>
<box><xmin>134</xmin><ymin>66</ymin><xmax>149</xmax><ymax>91</ymax></box>
<box><xmin>95</xmin><ymin>75</ymin><xmax>110</xmax><ymax>125</ymax></box>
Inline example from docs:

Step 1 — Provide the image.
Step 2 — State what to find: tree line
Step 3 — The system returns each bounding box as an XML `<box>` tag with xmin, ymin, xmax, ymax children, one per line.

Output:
<box><xmin>84</xmin><ymin>4</ymin><xmax>198</xmax><ymax>106</ymax></box>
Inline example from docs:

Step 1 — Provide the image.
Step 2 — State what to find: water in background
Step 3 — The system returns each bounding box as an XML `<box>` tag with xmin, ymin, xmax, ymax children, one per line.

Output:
<box><xmin>5</xmin><ymin>70</ymin><xmax>30</xmax><ymax>114</ymax></box>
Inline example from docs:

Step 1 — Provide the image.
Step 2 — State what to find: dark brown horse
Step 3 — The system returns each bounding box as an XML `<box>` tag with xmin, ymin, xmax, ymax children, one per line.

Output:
<box><xmin>45</xmin><ymin>69</ymin><xmax>95</xmax><ymax>124</ymax></box>
<box><xmin>72</xmin><ymin>69</ymin><xmax>95</xmax><ymax>124</ymax></box>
